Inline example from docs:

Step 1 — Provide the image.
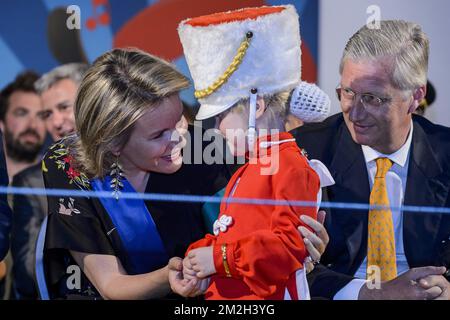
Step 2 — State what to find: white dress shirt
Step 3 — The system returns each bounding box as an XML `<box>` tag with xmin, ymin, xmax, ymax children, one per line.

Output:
<box><xmin>334</xmin><ymin>123</ymin><xmax>413</xmax><ymax>300</ymax></box>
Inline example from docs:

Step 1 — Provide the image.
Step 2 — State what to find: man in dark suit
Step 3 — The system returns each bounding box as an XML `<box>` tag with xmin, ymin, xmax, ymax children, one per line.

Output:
<box><xmin>0</xmin><ymin>129</ymin><xmax>12</xmax><ymax>297</ymax></box>
<box><xmin>0</xmin><ymin>130</ymin><xmax>11</xmax><ymax>262</ymax></box>
<box><xmin>296</xmin><ymin>20</ymin><xmax>450</xmax><ymax>299</ymax></box>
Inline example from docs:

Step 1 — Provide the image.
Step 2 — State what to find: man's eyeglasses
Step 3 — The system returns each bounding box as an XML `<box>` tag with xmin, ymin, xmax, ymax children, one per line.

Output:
<box><xmin>335</xmin><ymin>85</ymin><xmax>392</xmax><ymax>110</ymax></box>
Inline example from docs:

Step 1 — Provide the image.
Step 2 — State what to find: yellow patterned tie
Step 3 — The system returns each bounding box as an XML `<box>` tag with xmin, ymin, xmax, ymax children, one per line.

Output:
<box><xmin>367</xmin><ymin>157</ymin><xmax>397</xmax><ymax>281</ymax></box>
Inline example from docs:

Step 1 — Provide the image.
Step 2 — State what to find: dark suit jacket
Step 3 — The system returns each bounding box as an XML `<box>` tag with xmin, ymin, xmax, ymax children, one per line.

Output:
<box><xmin>0</xmin><ymin>130</ymin><xmax>12</xmax><ymax>261</ymax></box>
<box><xmin>293</xmin><ymin>113</ymin><xmax>450</xmax><ymax>299</ymax></box>
<box><xmin>11</xmin><ymin>162</ymin><xmax>47</xmax><ymax>299</ymax></box>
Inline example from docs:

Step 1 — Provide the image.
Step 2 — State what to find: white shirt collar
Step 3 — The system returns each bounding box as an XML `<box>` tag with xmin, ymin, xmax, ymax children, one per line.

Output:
<box><xmin>361</xmin><ymin>121</ymin><xmax>413</xmax><ymax>168</ymax></box>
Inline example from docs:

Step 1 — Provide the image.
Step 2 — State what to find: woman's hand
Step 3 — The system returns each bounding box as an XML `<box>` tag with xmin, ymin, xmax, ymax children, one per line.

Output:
<box><xmin>298</xmin><ymin>210</ymin><xmax>329</xmax><ymax>273</ymax></box>
<box><xmin>168</xmin><ymin>257</ymin><xmax>210</xmax><ymax>297</ymax></box>
<box><xmin>168</xmin><ymin>257</ymin><xmax>199</xmax><ymax>297</ymax></box>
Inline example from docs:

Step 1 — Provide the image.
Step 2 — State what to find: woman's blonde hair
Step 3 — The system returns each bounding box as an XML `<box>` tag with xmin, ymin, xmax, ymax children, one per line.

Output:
<box><xmin>69</xmin><ymin>48</ymin><xmax>190</xmax><ymax>177</ymax></box>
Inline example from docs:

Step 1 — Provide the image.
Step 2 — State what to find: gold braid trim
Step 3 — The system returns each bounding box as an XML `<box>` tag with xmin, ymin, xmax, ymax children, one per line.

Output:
<box><xmin>194</xmin><ymin>32</ymin><xmax>253</xmax><ymax>99</ymax></box>
<box><xmin>221</xmin><ymin>244</ymin><xmax>232</xmax><ymax>277</ymax></box>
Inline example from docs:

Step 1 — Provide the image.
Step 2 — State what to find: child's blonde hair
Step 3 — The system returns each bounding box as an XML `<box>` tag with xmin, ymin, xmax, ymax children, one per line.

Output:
<box><xmin>230</xmin><ymin>91</ymin><xmax>291</xmax><ymax>130</ymax></box>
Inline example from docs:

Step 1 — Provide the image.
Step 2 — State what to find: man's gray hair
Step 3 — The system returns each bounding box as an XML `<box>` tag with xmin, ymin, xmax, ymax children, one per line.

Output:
<box><xmin>35</xmin><ymin>63</ymin><xmax>89</xmax><ymax>94</ymax></box>
<box><xmin>339</xmin><ymin>20</ymin><xmax>429</xmax><ymax>90</ymax></box>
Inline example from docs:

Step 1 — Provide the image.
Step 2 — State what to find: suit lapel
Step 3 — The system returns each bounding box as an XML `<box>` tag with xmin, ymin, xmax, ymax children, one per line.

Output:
<box><xmin>403</xmin><ymin>120</ymin><xmax>450</xmax><ymax>266</ymax></box>
<box><xmin>328</xmin><ymin>123</ymin><xmax>371</xmax><ymax>272</ymax></box>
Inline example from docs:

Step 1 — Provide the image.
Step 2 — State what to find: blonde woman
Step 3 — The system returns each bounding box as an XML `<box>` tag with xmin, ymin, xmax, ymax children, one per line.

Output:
<box><xmin>42</xmin><ymin>48</ymin><xmax>230</xmax><ymax>299</ymax></box>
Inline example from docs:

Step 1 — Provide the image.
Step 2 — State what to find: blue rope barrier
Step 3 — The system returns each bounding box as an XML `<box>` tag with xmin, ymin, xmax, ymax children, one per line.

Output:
<box><xmin>2</xmin><ymin>186</ymin><xmax>450</xmax><ymax>215</ymax></box>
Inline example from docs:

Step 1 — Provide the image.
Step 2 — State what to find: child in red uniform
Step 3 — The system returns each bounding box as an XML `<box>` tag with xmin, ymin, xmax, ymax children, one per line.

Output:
<box><xmin>177</xmin><ymin>5</ymin><xmax>333</xmax><ymax>300</ymax></box>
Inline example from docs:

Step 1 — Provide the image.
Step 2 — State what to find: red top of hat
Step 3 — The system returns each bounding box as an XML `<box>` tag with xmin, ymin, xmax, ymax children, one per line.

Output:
<box><xmin>185</xmin><ymin>6</ymin><xmax>285</xmax><ymax>27</ymax></box>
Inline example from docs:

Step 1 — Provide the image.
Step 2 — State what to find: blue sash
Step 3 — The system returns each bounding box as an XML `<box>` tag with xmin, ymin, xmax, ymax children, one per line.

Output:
<box><xmin>91</xmin><ymin>176</ymin><xmax>168</xmax><ymax>274</ymax></box>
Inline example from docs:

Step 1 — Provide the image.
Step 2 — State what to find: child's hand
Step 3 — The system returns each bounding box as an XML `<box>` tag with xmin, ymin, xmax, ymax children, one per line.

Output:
<box><xmin>182</xmin><ymin>256</ymin><xmax>197</xmax><ymax>281</ymax></box>
<box><xmin>168</xmin><ymin>257</ymin><xmax>200</xmax><ymax>297</ymax></box>
<box><xmin>188</xmin><ymin>246</ymin><xmax>216</xmax><ymax>278</ymax></box>
<box><xmin>181</xmin><ymin>256</ymin><xmax>211</xmax><ymax>296</ymax></box>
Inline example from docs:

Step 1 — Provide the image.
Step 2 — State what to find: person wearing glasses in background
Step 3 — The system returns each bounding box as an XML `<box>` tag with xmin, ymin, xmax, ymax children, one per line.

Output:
<box><xmin>293</xmin><ymin>20</ymin><xmax>450</xmax><ymax>300</ymax></box>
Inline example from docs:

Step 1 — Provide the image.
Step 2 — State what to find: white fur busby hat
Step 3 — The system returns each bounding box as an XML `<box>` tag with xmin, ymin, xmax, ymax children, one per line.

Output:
<box><xmin>178</xmin><ymin>5</ymin><xmax>302</xmax><ymax>120</ymax></box>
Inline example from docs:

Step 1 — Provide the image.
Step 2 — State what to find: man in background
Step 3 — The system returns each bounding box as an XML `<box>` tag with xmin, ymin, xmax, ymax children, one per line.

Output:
<box><xmin>11</xmin><ymin>63</ymin><xmax>88</xmax><ymax>299</ymax></box>
<box><xmin>0</xmin><ymin>130</ymin><xmax>12</xmax><ymax>278</ymax></box>
<box><xmin>0</xmin><ymin>71</ymin><xmax>46</xmax><ymax>181</ymax></box>
<box><xmin>0</xmin><ymin>71</ymin><xmax>47</xmax><ymax>299</ymax></box>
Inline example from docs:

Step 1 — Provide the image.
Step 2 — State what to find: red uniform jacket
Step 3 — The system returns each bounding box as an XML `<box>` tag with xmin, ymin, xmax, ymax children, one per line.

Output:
<box><xmin>187</xmin><ymin>132</ymin><xmax>320</xmax><ymax>299</ymax></box>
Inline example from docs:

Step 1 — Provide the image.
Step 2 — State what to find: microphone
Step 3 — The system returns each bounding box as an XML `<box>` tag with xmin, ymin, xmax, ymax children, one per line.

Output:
<box><xmin>289</xmin><ymin>81</ymin><xmax>331</xmax><ymax>123</ymax></box>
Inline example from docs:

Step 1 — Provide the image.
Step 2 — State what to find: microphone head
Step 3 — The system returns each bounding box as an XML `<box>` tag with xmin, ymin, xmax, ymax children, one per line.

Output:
<box><xmin>289</xmin><ymin>81</ymin><xmax>331</xmax><ymax>123</ymax></box>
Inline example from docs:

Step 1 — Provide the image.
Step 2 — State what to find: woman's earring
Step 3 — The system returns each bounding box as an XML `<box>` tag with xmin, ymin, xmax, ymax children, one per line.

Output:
<box><xmin>110</xmin><ymin>155</ymin><xmax>124</xmax><ymax>200</ymax></box>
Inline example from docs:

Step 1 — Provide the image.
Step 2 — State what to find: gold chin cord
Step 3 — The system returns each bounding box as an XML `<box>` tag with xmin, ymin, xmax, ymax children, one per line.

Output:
<box><xmin>194</xmin><ymin>31</ymin><xmax>253</xmax><ymax>99</ymax></box>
